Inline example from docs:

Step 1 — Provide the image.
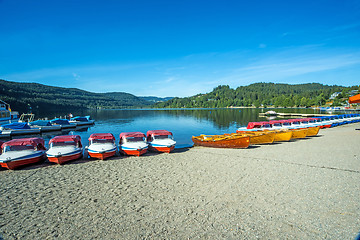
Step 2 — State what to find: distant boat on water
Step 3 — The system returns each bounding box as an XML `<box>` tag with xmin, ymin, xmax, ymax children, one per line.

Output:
<box><xmin>0</xmin><ymin>100</ymin><xmax>19</xmax><ymax>124</ymax></box>
<box><xmin>69</xmin><ymin>116</ymin><xmax>95</xmax><ymax>126</ymax></box>
<box><xmin>264</xmin><ymin>110</ymin><xmax>278</xmax><ymax>116</ymax></box>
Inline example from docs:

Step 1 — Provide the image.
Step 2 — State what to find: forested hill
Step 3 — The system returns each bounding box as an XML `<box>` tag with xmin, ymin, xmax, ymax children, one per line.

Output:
<box><xmin>0</xmin><ymin>79</ymin><xmax>152</xmax><ymax>113</ymax></box>
<box><xmin>154</xmin><ymin>83</ymin><xmax>358</xmax><ymax>108</ymax></box>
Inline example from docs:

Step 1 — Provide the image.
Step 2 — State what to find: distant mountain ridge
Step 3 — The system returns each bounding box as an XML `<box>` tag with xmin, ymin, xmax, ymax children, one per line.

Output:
<box><xmin>139</xmin><ymin>96</ymin><xmax>173</xmax><ymax>103</ymax></box>
<box><xmin>2</xmin><ymin>79</ymin><xmax>357</xmax><ymax>114</ymax></box>
<box><xmin>0</xmin><ymin>79</ymin><xmax>152</xmax><ymax>113</ymax></box>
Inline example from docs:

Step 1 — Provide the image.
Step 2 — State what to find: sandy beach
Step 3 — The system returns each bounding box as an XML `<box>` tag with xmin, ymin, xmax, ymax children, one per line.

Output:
<box><xmin>1</xmin><ymin>123</ymin><xmax>360</xmax><ymax>239</ymax></box>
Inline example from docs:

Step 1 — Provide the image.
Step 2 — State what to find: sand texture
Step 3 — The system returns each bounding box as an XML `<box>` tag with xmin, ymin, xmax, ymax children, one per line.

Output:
<box><xmin>1</xmin><ymin>123</ymin><xmax>360</xmax><ymax>239</ymax></box>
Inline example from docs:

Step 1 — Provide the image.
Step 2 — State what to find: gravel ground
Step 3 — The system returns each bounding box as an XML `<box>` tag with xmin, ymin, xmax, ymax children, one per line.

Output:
<box><xmin>1</xmin><ymin>123</ymin><xmax>359</xmax><ymax>239</ymax></box>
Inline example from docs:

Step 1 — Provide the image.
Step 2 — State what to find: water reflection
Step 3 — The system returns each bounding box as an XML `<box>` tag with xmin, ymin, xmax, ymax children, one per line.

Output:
<box><xmin>28</xmin><ymin>108</ymin><xmax>325</xmax><ymax>147</ymax></box>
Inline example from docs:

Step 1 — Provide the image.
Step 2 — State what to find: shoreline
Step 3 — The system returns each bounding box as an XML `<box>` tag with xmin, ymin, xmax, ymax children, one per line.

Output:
<box><xmin>1</xmin><ymin>123</ymin><xmax>360</xmax><ymax>239</ymax></box>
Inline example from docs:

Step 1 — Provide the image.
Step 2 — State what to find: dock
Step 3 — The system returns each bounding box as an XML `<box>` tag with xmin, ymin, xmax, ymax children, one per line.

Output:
<box><xmin>259</xmin><ymin>112</ymin><xmax>332</xmax><ymax>118</ymax></box>
<box><xmin>0</xmin><ymin>121</ymin><xmax>94</xmax><ymax>139</ymax></box>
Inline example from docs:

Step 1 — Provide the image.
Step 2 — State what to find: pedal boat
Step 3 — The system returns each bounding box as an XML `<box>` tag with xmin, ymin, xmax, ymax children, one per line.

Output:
<box><xmin>146</xmin><ymin>130</ymin><xmax>176</xmax><ymax>153</ymax></box>
<box><xmin>47</xmin><ymin>135</ymin><xmax>83</xmax><ymax>164</ymax></box>
<box><xmin>0</xmin><ymin>138</ymin><xmax>46</xmax><ymax>170</ymax></box>
<box><xmin>192</xmin><ymin>134</ymin><xmax>250</xmax><ymax>148</ymax></box>
<box><xmin>87</xmin><ymin>133</ymin><xmax>116</xmax><ymax>160</ymax></box>
<box><xmin>119</xmin><ymin>132</ymin><xmax>148</xmax><ymax>156</ymax></box>
<box><xmin>310</xmin><ymin>118</ymin><xmax>332</xmax><ymax>129</ymax></box>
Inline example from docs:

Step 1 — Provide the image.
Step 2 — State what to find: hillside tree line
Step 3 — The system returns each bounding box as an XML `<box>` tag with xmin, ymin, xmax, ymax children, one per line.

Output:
<box><xmin>155</xmin><ymin>83</ymin><xmax>359</xmax><ymax>108</ymax></box>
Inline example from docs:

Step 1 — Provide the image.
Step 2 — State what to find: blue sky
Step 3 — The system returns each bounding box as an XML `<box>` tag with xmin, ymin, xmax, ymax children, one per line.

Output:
<box><xmin>1</xmin><ymin>0</ymin><xmax>360</xmax><ymax>97</ymax></box>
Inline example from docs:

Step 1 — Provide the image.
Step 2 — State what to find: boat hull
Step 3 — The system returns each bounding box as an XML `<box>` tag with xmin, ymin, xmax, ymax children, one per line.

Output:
<box><xmin>290</xmin><ymin>129</ymin><xmax>308</xmax><ymax>139</ymax></box>
<box><xmin>55</xmin><ymin>124</ymin><xmax>76</xmax><ymax>129</ymax></box>
<box><xmin>71</xmin><ymin>120</ymin><xmax>95</xmax><ymax>126</ymax></box>
<box><xmin>236</xmin><ymin>131</ymin><xmax>275</xmax><ymax>145</ymax></box>
<box><xmin>87</xmin><ymin>142</ymin><xmax>117</xmax><ymax>160</ymax></box>
<box><xmin>272</xmin><ymin>130</ymin><xmax>293</xmax><ymax>142</ymax></box>
<box><xmin>120</xmin><ymin>148</ymin><xmax>147</xmax><ymax>156</ymax></box>
<box><xmin>37</xmin><ymin>125</ymin><xmax>62</xmax><ymax>132</ymax></box>
<box><xmin>192</xmin><ymin>135</ymin><xmax>250</xmax><ymax>148</ymax></box>
<box><xmin>0</xmin><ymin>153</ymin><xmax>45</xmax><ymax>170</ymax></box>
<box><xmin>119</xmin><ymin>140</ymin><xmax>148</xmax><ymax>156</ymax></box>
<box><xmin>47</xmin><ymin>152</ymin><xmax>83</xmax><ymax>164</ymax></box>
<box><xmin>88</xmin><ymin>150</ymin><xmax>116</xmax><ymax>160</ymax></box>
<box><xmin>47</xmin><ymin>146</ymin><xmax>83</xmax><ymax>164</ymax></box>
<box><xmin>321</xmin><ymin>124</ymin><xmax>332</xmax><ymax>129</ymax></box>
<box><xmin>305</xmin><ymin>126</ymin><xmax>320</xmax><ymax>137</ymax></box>
<box><xmin>1</xmin><ymin>128</ymin><xmax>41</xmax><ymax>136</ymax></box>
<box><xmin>148</xmin><ymin>145</ymin><xmax>175</xmax><ymax>153</ymax></box>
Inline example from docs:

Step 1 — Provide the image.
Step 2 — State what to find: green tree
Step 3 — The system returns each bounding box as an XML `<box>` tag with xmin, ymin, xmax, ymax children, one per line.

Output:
<box><xmin>300</xmin><ymin>97</ymin><xmax>308</xmax><ymax>107</ymax></box>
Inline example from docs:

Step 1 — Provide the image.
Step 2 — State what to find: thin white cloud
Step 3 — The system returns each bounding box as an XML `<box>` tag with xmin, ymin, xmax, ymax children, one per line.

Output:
<box><xmin>164</xmin><ymin>77</ymin><xmax>175</xmax><ymax>83</ymax></box>
<box><xmin>259</xmin><ymin>43</ymin><xmax>267</xmax><ymax>48</ymax></box>
<box><xmin>329</xmin><ymin>22</ymin><xmax>360</xmax><ymax>32</ymax></box>
<box><xmin>1</xmin><ymin>45</ymin><xmax>360</xmax><ymax>97</ymax></box>
<box><xmin>2</xmin><ymin>62</ymin><xmax>158</xmax><ymax>82</ymax></box>
<box><xmin>72</xmin><ymin>73</ymin><xmax>80</xmax><ymax>81</ymax></box>
<box><xmin>221</xmin><ymin>50</ymin><xmax>360</xmax><ymax>87</ymax></box>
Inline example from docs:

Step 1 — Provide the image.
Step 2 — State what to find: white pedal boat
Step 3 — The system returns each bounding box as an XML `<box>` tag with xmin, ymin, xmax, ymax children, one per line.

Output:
<box><xmin>146</xmin><ymin>130</ymin><xmax>176</xmax><ymax>153</ymax></box>
<box><xmin>47</xmin><ymin>135</ymin><xmax>83</xmax><ymax>164</ymax></box>
<box><xmin>87</xmin><ymin>133</ymin><xmax>116</xmax><ymax>160</ymax></box>
<box><xmin>119</xmin><ymin>132</ymin><xmax>148</xmax><ymax>156</ymax></box>
<box><xmin>0</xmin><ymin>138</ymin><xmax>46</xmax><ymax>170</ymax></box>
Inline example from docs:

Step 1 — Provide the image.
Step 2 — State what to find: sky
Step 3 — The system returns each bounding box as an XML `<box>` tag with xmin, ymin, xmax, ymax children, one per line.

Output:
<box><xmin>1</xmin><ymin>0</ymin><xmax>360</xmax><ymax>97</ymax></box>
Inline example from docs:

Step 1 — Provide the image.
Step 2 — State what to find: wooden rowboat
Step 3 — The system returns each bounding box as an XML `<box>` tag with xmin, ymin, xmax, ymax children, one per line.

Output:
<box><xmin>290</xmin><ymin>129</ymin><xmax>308</xmax><ymax>139</ymax></box>
<box><xmin>260</xmin><ymin>130</ymin><xmax>293</xmax><ymax>142</ymax></box>
<box><xmin>192</xmin><ymin>134</ymin><xmax>250</xmax><ymax>148</ymax></box>
<box><xmin>232</xmin><ymin>132</ymin><xmax>275</xmax><ymax>145</ymax></box>
<box><xmin>237</xmin><ymin>130</ymin><xmax>292</xmax><ymax>143</ymax></box>
<box><xmin>271</xmin><ymin>130</ymin><xmax>293</xmax><ymax>142</ymax></box>
<box><xmin>304</xmin><ymin>126</ymin><xmax>320</xmax><ymax>137</ymax></box>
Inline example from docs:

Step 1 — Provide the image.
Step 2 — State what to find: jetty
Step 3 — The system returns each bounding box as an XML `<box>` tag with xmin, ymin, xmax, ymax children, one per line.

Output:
<box><xmin>0</xmin><ymin>114</ymin><xmax>95</xmax><ymax>138</ymax></box>
<box><xmin>0</xmin><ymin>124</ymin><xmax>92</xmax><ymax>139</ymax></box>
<box><xmin>259</xmin><ymin>112</ymin><xmax>332</xmax><ymax>118</ymax></box>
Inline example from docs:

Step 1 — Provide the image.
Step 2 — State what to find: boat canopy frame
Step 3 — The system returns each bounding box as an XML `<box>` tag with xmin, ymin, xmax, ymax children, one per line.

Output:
<box><xmin>89</xmin><ymin>133</ymin><xmax>115</xmax><ymax>141</ymax></box>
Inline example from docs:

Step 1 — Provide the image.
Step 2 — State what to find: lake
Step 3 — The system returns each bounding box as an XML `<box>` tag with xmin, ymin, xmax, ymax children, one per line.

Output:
<box><xmin>34</xmin><ymin>108</ymin><xmax>326</xmax><ymax>148</ymax></box>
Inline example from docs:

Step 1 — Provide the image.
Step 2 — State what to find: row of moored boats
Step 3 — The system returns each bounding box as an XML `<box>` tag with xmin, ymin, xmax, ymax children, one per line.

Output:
<box><xmin>0</xmin><ymin>130</ymin><xmax>176</xmax><ymax>170</ymax></box>
<box><xmin>2</xmin><ymin>113</ymin><xmax>359</xmax><ymax>169</ymax></box>
<box><xmin>192</xmin><ymin>114</ymin><xmax>360</xmax><ymax>148</ymax></box>
<box><xmin>0</xmin><ymin>116</ymin><xmax>95</xmax><ymax>137</ymax></box>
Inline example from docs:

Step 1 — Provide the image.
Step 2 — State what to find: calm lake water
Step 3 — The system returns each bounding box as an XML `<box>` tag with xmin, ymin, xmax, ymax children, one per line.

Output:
<box><xmin>34</xmin><ymin>108</ymin><xmax>327</xmax><ymax>148</ymax></box>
